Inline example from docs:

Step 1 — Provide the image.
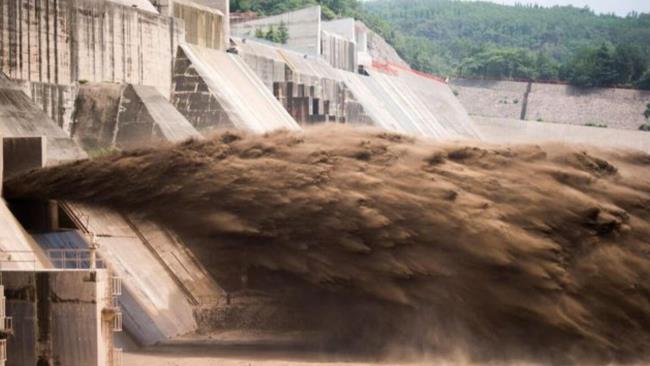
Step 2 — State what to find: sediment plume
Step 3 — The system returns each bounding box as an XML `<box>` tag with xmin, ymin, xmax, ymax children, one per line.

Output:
<box><xmin>6</xmin><ymin>125</ymin><xmax>650</xmax><ymax>364</ymax></box>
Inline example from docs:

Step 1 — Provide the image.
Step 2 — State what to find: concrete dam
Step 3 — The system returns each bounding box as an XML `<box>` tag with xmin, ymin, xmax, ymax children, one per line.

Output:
<box><xmin>0</xmin><ymin>1</ymin><xmax>649</xmax><ymax>365</ymax></box>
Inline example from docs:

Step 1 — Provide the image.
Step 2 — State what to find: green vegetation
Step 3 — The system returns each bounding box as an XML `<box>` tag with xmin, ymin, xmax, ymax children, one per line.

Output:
<box><xmin>585</xmin><ymin>122</ymin><xmax>608</xmax><ymax>128</ymax></box>
<box><xmin>254</xmin><ymin>21</ymin><xmax>290</xmax><ymax>44</ymax></box>
<box><xmin>365</xmin><ymin>0</ymin><xmax>650</xmax><ymax>88</ymax></box>
<box><xmin>231</xmin><ymin>0</ymin><xmax>650</xmax><ymax>89</ymax></box>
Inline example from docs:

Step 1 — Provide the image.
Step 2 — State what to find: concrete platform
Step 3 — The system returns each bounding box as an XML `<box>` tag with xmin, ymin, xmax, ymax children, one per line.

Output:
<box><xmin>476</xmin><ymin>116</ymin><xmax>650</xmax><ymax>152</ymax></box>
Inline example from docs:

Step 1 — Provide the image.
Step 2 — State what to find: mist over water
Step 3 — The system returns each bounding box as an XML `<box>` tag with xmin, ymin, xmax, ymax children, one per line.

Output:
<box><xmin>7</xmin><ymin>125</ymin><xmax>650</xmax><ymax>365</ymax></box>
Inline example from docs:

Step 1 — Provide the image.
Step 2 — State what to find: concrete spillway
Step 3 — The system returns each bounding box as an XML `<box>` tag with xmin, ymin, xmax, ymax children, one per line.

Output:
<box><xmin>0</xmin><ymin>74</ymin><xmax>86</xmax><ymax>163</ymax></box>
<box><xmin>73</xmin><ymin>83</ymin><xmax>202</xmax><ymax>151</ymax></box>
<box><xmin>0</xmin><ymin>75</ymin><xmax>216</xmax><ymax>345</ymax></box>
<box><xmin>339</xmin><ymin>69</ymin><xmax>481</xmax><ymax>140</ymax></box>
<box><xmin>173</xmin><ymin>44</ymin><xmax>300</xmax><ymax>133</ymax></box>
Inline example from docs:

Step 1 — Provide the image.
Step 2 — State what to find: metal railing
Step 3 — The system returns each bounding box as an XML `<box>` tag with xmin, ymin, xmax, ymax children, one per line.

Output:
<box><xmin>46</xmin><ymin>249</ymin><xmax>106</xmax><ymax>269</ymax></box>
<box><xmin>112</xmin><ymin>311</ymin><xmax>123</xmax><ymax>332</ymax></box>
<box><xmin>0</xmin><ymin>250</ymin><xmax>38</xmax><ymax>270</ymax></box>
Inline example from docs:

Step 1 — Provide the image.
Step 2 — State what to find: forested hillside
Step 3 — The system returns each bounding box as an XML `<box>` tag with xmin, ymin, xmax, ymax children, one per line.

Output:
<box><xmin>366</xmin><ymin>0</ymin><xmax>650</xmax><ymax>88</ymax></box>
<box><xmin>230</xmin><ymin>0</ymin><xmax>650</xmax><ymax>89</ymax></box>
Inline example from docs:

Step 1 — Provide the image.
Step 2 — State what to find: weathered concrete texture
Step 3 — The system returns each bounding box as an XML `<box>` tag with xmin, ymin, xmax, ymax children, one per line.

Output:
<box><xmin>109</xmin><ymin>0</ymin><xmax>158</xmax><ymax>13</ymax></box>
<box><xmin>155</xmin><ymin>0</ymin><xmax>230</xmax><ymax>48</ymax></box>
<box><xmin>451</xmin><ymin>79</ymin><xmax>650</xmax><ymax>131</ymax></box>
<box><xmin>72</xmin><ymin>83</ymin><xmax>200</xmax><ymax>151</ymax></box>
<box><xmin>527</xmin><ymin>83</ymin><xmax>650</xmax><ymax>130</ymax></box>
<box><xmin>0</xmin><ymin>74</ymin><xmax>86</xmax><ymax>163</ymax></box>
<box><xmin>340</xmin><ymin>69</ymin><xmax>481</xmax><ymax>140</ymax></box>
<box><xmin>71</xmin><ymin>83</ymin><xmax>123</xmax><ymax>151</ymax></box>
<box><xmin>172</xmin><ymin>44</ymin><xmax>300</xmax><ymax>133</ymax></box>
<box><xmin>16</xmin><ymin>81</ymin><xmax>77</xmax><ymax>132</ymax></box>
<box><xmin>231</xmin><ymin>6</ymin><xmax>322</xmax><ymax>56</ymax></box>
<box><xmin>3</xmin><ymin>270</ymin><xmax>113</xmax><ymax>366</ymax></box>
<box><xmin>322</xmin><ymin>18</ymin><xmax>358</xmax><ymax>72</ymax></box>
<box><xmin>355</xmin><ymin>21</ymin><xmax>408</xmax><ymax>68</ymax></box>
<box><xmin>0</xmin><ymin>199</ymin><xmax>50</xmax><ymax>270</ymax></box>
<box><xmin>2</xmin><ymin>137</ymin><xmax>45</xmax><ymax>180</ymax></box>
<box><xmin>391</xmin><ymin>69</ymin><xmax>482</xmax><ymax>139</ymax></box>
<box><xmin>476</xmin><ymin>116</ymin><xmax>650</xmax><ymax>152</ymax></box>
<box><xmin>449</xmin><ymin>79</ymin><xmax>529</xmax><ymax>120</ymax></box>
<box><xmin>172</xmin><ymin>0</ymin><xmax>225</xmax><ymax>50</ymax></box>
<box><xmin>0</xmin><ymin>0</ymin><xmax>184</xmax><ymax>97</ymax></box>
<box><xmin>321</xmin><ymin>30</ymin><xmax>357</xmax><ymax>72</ymax></box>
<box><xmin>0</xmin><ymin>74</ymin><xmax>206</xmax><ymax>346</ymax></box>
<box><xmin>234</xmin><ymin>37</ymin><xmax>350</xmax><ymax>123</ymax></box>
<box><xmin>66</xmin><ymin>203</ymin><xmax>198</xmax><ymax>345</ymax></box>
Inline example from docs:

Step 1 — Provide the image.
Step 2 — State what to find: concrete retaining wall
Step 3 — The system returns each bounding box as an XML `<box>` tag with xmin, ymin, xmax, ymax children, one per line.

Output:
<box><xmin>449</xmin><ymin>79</ymin><xmax>528</xmax><ymax>120</ymax></box>
<box><xmin>0</xmin><ymin>0</ymin><xmax>184</xmax><ymax>97</ymax></box>
<box><xmin>231</xmin><ymin>6</ymin><xmax>321</xmax><ymax>56</ymax></box>
<box><xmin>16</xmin><ymin>81</ymin><xmax>77</xmax><ymax>132</ymax></box>
<box><xmin>451</xmin><ymin>79</ymin><xmax>650</xmax><ymax>130</ymax></box>
<box><xmin>172</xmin><ymin>0</ymin><xmax>225</xmax><ymax>50</ymax></box>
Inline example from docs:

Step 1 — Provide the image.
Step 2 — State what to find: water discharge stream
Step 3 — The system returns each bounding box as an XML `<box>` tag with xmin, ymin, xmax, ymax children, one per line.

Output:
<box><xmin>6</xmin><ymin>125</ymin><xmax>650</xmax><ymax>365</ymax></box>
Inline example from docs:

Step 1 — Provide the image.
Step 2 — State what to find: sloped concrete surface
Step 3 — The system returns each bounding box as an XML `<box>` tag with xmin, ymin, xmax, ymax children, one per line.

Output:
<box><xmin>67</xmin><ymin>204</ymin><xmax>198</xmax><ymax>345</ymax></box>
<box><xmin>340</xmin><ymin>69</ymin><xmax>481</xmax><ymax>140</ymax></box>
<box><xmin>0</xmin><ymin>74</ymin><xmax>86</xmax><ymax>163</ymax></box>
<box><xmin>173</xmin><ymin>44</ymin><xmax>300</xmax><ymax>133</ymax></box>
<box><xmin>0</xmin><ymin>200</ymin><xmax>50</xmax><ymax>270</ymax></box>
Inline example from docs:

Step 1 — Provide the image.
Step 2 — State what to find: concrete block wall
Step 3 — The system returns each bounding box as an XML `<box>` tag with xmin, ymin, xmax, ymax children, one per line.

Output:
<box><xmin>527</xmin><ymin>83</ymin><xmax>650</xmax><ymax>130</ymax></box>
<box><xmin>172</xmin><ymin>44</ymin><xmax>299</xmax><ymax>133</ymax></box>
<box><xmin>0</xmin><ymin>0</ymin><xmax>184</xmax><ymax>98</ymax></box>
<box><xmin>449</xmin><ymin>79</ymin><xmax>529</xmax><ymax>120</ymax></box>
<box><xmin>171</xmin><ymin>47</ymin><xmax>237</xmax><ymax>131</ymax></box>
<box><xmin>172</xmin><ymin>0</ymin><xmax>225</xmax><ymax>50</ymax></box>
<box><xmin>321</xmin><ymin>31</ymin><xmax>357</xmax><ymax>72</ymax></box>
<box><xmin>231</xmin><ymin>6</ymin><xmax>321</xmax><ymax>56</ymax></box>
<box><xmin>154</xmin><ymin>0</ymin><xmax>229</xmax><ymax>48</ymax></box>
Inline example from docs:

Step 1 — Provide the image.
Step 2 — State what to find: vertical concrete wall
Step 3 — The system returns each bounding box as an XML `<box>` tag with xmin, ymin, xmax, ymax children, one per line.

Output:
<box><xmin>172</xmin><ymin>1</ymin><xmax>225</xmax><ymax>50</ymax></box>
<box><xmin>450</xmin><ymin>78</ymin><xmax>650</xmax><ymax>130</ymax></box>
<box><xmin>0</xmin><ymin>74</ymin><xmax>86</xmax><ymax>163</ymax></box>
<box><xmin>155</xmin><ymin>0</ymin><xmax>229</xmax><ymax>48</ymax></box>
<box><xmin>3</xmin><ymin>270</ymin><xmax>111</xmax><ymax>366</ymax></box>
<box><xmin>321</xmin><ymin>31</ymin><xmax>357</xmax><ymax>72</ymax></box>
<box><xmin>2</xmin><ymin>137</ymin><xmax>45</xmax><ymax>180</ymax></box>
<box><xmin>16</xmin><ymin>81</ymin><xmax>77</xmax><ymax>132</ymax></box>
<box><xmin>71</xmin><ymin>82</ymin><xmax>200</xmax><ymax>151</ymax></box>
<box><xmin>231</xmin><ymin>6</ymin><xmax>322</xmax><ymax>56</ymax></box>
<box><xmin>0</xmin><ymin>0</ymin><xmax>184</xmax><ymax>97</ymax></box>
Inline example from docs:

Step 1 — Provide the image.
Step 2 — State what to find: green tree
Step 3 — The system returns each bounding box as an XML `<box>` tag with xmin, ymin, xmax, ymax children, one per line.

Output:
<box><xmin>254</xmin><ymin>27</ymin><xmax>264</xmax><ymax>38</ymax></box>
<box><xmin>645</xmin><ymin>103</ymin><xmax>650</xmax><ymax>120</ymax></box>
<box><xmin>277</xmin><ymin>21</ymin><xmax>289</xmax><ymax>44</ymax></box>
<box><xmin>265</xmin><ymin>25</ymin><xmax>279</xmax><ymax>43</ymax></box>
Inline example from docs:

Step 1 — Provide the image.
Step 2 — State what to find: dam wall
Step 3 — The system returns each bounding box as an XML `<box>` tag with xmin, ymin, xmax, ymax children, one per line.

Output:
<box><xmin>450</xmin><ymin>79</ymin><xmax>650</xmax><ymax>130</ymax></box>
<box><xmin>72</xmin><ymin>82</ymin><xmax>200</xmax><ymax>151</ymax></box>
<box><xmin>231</xmin><ymin>6</ymin><xmax>321</xmax><ymax>56</ymax></box>
<box><xmin>0</xmin><ymin>75</ymin><xmax>216</xmax><ymax>345</ymax></box>
<box><xmin>171</xmin><ymin>44</ymin><xmax>300</xmax><ymax>133</ymax></box>
<box><xmin>0</xmin><ymin>0</ymin><xmax>184</xmax><ymax>97</ymax></box>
